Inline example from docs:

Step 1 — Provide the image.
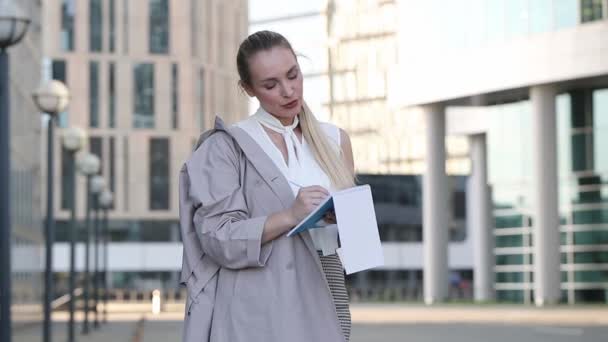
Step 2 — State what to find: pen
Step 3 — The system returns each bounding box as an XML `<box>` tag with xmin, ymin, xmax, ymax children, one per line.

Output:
<box><xmin>288</xmin><ymin>180</ymin><xmax>304</xmax><ymax>188</ymax></box>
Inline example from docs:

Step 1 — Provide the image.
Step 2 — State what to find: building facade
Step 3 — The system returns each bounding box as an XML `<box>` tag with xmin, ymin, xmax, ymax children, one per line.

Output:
<box><xmin>44</xmin><ymin>0</ymin><xmax>249</xmax><ymax>290</ymax></box>
<box><xmin>7</xmin><ymin>0</ymin><xmax>45</xmax><ymax>331</ymax></box>
<box><xmin>326</xmin><ymin>0</ymin><xmax>473</xmax><ymax>302</ymax></box>
<box><xmin>329</xmin><ymin>0</ymin><xmax>608</xmax><ymax>304</ymax></box>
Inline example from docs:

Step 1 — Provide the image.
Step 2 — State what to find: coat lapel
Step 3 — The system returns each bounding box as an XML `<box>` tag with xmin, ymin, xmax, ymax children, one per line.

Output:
<box><xmin>211</xmin><ymin>117</ymin><xmax>325</xmax><ymax>273</ymax></box>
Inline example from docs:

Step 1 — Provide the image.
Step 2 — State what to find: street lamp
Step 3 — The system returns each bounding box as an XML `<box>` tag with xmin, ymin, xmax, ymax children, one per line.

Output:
<box><xmin>76</xmin><ymin>153</ymin><xmax>100</xmax><ymax>335</ymax></box>
<box><xmin>33</xmin><ymin>79</ymin><xmax>70</xmax><ymax>342</ymax></box>
<box><xmin>61</xmin><ymin>127</ymin><xmax>87</xmax><ymax>342</ymax></box>
<box><xmin>0</xmin><ymin>4</ymin><xmax>30</xmax><ymax>342</ymax></box>
<box><xmin>90</xmin><ymin>175</ymin><xmax>106</xmax><ymax>329</ymax></box>
<box><xmin>98</xmin><ymin>190</ymin><xmax>113</xmax><ymax>324</ymax></box>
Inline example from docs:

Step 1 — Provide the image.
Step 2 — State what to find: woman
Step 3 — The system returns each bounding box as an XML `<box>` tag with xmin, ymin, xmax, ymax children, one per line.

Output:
<box><xmin>179</xmin><ymin>30</ymin><xmax>356</xmax><ymax>342</ymax></box>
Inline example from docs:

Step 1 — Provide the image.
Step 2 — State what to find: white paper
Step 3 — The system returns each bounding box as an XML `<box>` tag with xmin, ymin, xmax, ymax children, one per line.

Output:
<box><xmin>333</xmin><ymin>185</ymin><xmax>384</xmax><ymax>274</ymax></box>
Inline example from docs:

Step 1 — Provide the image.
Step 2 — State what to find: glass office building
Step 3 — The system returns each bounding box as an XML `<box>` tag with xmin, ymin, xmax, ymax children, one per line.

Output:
<box><xmin>328</xmin><ymin>0</ymin><xmax>608</xmax><ymax>304</ymax></box>
<box><xmin>44</xmin><ymin>0</ymin><xmax>249</xmax><ymax>291</ymax></box>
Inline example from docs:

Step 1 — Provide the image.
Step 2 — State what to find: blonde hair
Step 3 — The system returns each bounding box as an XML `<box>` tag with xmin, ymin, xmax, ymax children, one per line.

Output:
<box><xmin>299</xmin><ymin>101</ymin><xmax>355</xmax><ymax>190</ymax></box>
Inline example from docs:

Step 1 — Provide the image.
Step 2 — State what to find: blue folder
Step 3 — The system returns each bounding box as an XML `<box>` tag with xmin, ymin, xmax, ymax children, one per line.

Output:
<box><xmin>286</xmin><ymin>196</ymin><xmax>334</xmax><ymax>237</ymax></box>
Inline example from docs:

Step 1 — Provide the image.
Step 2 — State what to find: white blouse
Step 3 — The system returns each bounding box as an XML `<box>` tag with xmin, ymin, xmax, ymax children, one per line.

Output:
<box><xmin>235</xmin><ymin>107</ymin><xmax>341</xmax><ymax>256</ymax></box>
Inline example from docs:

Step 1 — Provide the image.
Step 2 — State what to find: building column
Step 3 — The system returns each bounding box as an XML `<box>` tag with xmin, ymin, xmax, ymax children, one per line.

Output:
<box><xmin>423</xmin><ymin>104</ymin><xmax>448</xmax><ymax>304</ymax></box>
<box><xmin>531</xmin><ymin>84</ymin><xmax>561</xmax><ymax>306</ymax></box>
<box><xmin>467</xmin><ymin>134</ymin><xmax>494</xmax><ymax>302</ymax></box>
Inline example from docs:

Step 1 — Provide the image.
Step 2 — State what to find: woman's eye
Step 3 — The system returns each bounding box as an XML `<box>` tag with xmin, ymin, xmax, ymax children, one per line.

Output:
<box><xmin>288</xmin><ymin>72</ymin><xmax>298</xmax><ymax>79</ymax></box>
<box><xmin>264</xmin><ymin>84</ymin><xmax>276</xmax><ymax>90</ymax></box>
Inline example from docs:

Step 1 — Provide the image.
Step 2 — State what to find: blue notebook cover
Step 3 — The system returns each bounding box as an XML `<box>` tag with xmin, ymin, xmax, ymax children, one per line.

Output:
<box><xmin>286</xmin><ymin>196</ymin><xmax>335</xmax><ymax>237</ymax></box>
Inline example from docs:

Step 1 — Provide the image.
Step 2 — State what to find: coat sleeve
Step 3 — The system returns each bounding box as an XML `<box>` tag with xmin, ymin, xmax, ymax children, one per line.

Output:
<box><xmin>186</xmin><ymin>131</ymin><xmax>273</xmax><ymax>270</ymax></box>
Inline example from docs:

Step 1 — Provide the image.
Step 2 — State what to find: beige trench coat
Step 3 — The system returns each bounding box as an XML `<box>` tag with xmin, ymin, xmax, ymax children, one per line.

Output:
<box><xmin>179</xmin><ymin>117</ymin><xmax>347</xmax><ymax>342</ymax></box>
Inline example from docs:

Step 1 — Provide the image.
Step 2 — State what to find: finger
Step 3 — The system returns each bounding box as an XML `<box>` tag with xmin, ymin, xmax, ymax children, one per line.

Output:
<box><xmin>301</xmin><ymin>185</ymin><xmax>329</xmax><ymax>195</ymax></box>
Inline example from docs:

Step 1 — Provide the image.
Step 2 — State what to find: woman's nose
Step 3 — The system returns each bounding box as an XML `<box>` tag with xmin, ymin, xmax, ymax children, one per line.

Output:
<box><xmin>280</xmin><ymin>82</ymin><xmax>294</xmax><ymax>97</ymax></box>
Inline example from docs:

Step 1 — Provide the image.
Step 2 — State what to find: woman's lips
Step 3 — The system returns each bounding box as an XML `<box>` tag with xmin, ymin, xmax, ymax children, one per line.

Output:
<box><xmin>282</xmin><ymin>99</ymin><xmax>299</xmax><ymax>109</ymax></box>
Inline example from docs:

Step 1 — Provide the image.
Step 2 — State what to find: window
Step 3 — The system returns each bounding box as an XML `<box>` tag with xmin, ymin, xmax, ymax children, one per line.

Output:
<box><xmin>61</xmin><ymin>0</ymin><xmax>75</xmax><ymax>51</ymax></box>
<box><xmin>123</xmin><ymin>0</ymin><xmax>129</xmax><ymax>54</ymax></box>
<box><xmin>89</xmin><ymin>136</ymin><xmax>103</xmax><ymax>174</ymax></box>
<box><xmin>109</xmin><ymin>137</ymin><xmax>116</xmax><ymax>209</ymax></box>
<box><xmin>123</xmin><ymin>137</ymin><xmax>129</xmax><ymax>210</ymax></box>
<box><xmin>581</xmin><ymin>0</ymin><xmax>604</xmax><ymax>22</ymax></box>
<box><xmin>109</xmin><ymin>62</ymin><xmax>116</xmax><ymax>128</ymax></box>
<box><xmin>554</xmin><ymin>0</ymin><xmax>579</xmax><ymax>29</ymax></box>
<box><xmin>109</xmin><ymin>0</ymin><xmax>116</xmax><ymax>52</ymax></box>
<box><xmin>191</xmin><ymin>0</ymin><xmax>199</xmax><ymax>57</ymax></box>
<box><xmin>60</xmin><ymin>147</ymin><xmax>72</xmax><ymax>210</ymax></box>
<box><xmin>149</xmin><ymin>138</ymin><xmax>170</xmax><ymax>210</ymax></box>
<box><xmin>133</xmin><ymin>63</ymin><xmax>155</xmax><ymax>128</ymax></box>
<box><xmin>149</xmin><ymin>0</ymin><xmax>170</xmax><ymax>54</ymax></box>
<box><xmin>89</xmin><ymin>61</ymin><xmax>100</xmax><ymax>128</ymax></box>
<box><xmin>52</xmin><ymin>60</ymin><xmax>69</xmax><ymax>127</ymax></box>
<box><xmin>197</xmin><ymin>68</ymin><xmax>205</xmax><ymax>130</ymax></box>
<box><xmin>171</xmin><ymin>63</ymin><xmax>179</xmax><ymax>129</ymax></box>
<box><xmin>89</xmin><ymin>0</ymin><xmax>103</xmax><ymax>52</ymax></box>
<box><xmin>529</xmin><ymin>0</ymin><xmax>553</xmax><ymax>33</ymax></box>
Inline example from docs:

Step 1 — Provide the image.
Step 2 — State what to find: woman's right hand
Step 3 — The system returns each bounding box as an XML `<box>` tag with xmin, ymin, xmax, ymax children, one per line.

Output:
<box><xmin>288</xmin><ymin>185</ymin><xmax>330</xmax><ymax>225</ymax></box>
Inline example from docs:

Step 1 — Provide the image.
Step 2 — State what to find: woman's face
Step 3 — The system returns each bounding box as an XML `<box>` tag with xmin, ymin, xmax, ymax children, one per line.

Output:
<box><xmin>242</xmin><ymin>46</ymin><xmax>303</xmax><ymax>125</ymax></box>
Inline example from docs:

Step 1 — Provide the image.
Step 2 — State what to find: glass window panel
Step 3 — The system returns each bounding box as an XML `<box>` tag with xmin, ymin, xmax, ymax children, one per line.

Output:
<box><xmin>89</xmin><ymin>61</ymin><xmax>100</xmax><ymax>128</ymax></box>
<box><xmin>171</xmin><ymin>63</ymin><xmax>179</xmax><ymax>129</ymax></box>
<box><xmin>109</xmin><ymin>62</ymin><xmax>116</xmax><ymax>128</ymax></box>
<box><xmin>133</xmin><ymin>63</ymin><xmax>155</xmax><ymax>128</ymax></box>
<box><xmin>496</xmin><ymin>234</ymin><xmax>524</xmax><ymax>248</ymax></box>
<box><xmin>61</xmin><ymin>0</ymin><xmax>75</xmax><ymax>51</ymax></box>
<box><xmin>505</xmin><ymin>0</ymin><xmax>529</xmax><ymax>38</ymax></box>
<box><xmin>89</xmin><ymin>0</ymin><xmax>103</xmax><ymax>52</ymax></box>
<box><xmin>149</xmin><ymin>0</ymin><xmax>170</xmax><ymax>54</ymax></box>
<box><xmin>52</xmin><ymin>60</ymin><xmax>69</xmax><ymax>128</ymax></box>
<box><xmin>530</xmin><ymin>0</ymin><xmax>553</xmax><ymax>33</ymax></box>
<box><xmin>109</xmin><ymin>137</ymin><xmax>116</xmax><ymax>194</ymax></box>
<box><xmin>554</xmin><ymin>0</ymin><xmax>579</xmax><ymax>29</ymax></box>
<box><xmin>496</xmin><ymin>272</ymin><xmax>525</xmax><ymax>283</ymax></box>
<box><xmin>89</xmin><ymin>136</ymin><xmax>103</xmax><ymax>173</ymax></box>
<box><xmin>60</xmin><ymin>148</ymin><xmax>71</xmax><ymax>210</ymax></box>
<box><xmin>496</xmin><ymin>289</ymin><xmax>524</xmax><ymax>302</ymax></box>
<box><xmin>571</xmin><ymin>132</ymin><xmax>591</xmax><ymax>171</ymax></box>
<box><xmin>485</xmin><ymin>0</ymin><xmax>505</xmax><ymax>43</ymax></box>
<box><xmin>593</xmin><ymin>89</ymin><xmax>608</xmax><ymax>172</ymax></box>
<box><xmin>123</xmin><ymin>0</ymin><xmax>129</xmax><ymax>54</ymax></box>
<box><xmin>495</xmin><ymin>215</ymin><xmax>524</xmax><ymax>228</ymax></box>
<box><xmin>149</xmin><ymin>138</ymin><xmax>170</xmax><ymax>210</ymax></box>
<box><xmin>574</xmin><ymin>251</ymin><xmax>608</xmax><ymax>264</ymax></box>
<box><xmin>574</xmin><ymin>270</ymin><xmax>608</xmax><ymax>283</ymax></box>
<box><xmin>496</xmin><ymin>254</ymin><xmax>525</xmax><ymax>265</ymax></box>
<box><xmin>561</xmin><ymin>271</ymin><xmax>569</xmax><ymax>282</ymax></box>
<box><xmin>197</xmin><ymin>68</ymin><xmax>205</xmax><ymax>130</ymax></box>
<box><xmin>581</xmin><ymin>0</ymin><xmax>604</xmax><ymax>22</ymax></box>
<box><xmin>109</xmin><ymin>0</ymin><xmax>116</xmax><ymax>52</ymax></box>
<box><xmin>573</xmin><ymin>230</ymin><xmax>608</xmax><ymax>245</ymax></box>
<box><xmin>572</xmin><ymin>209</ymin><xmax>608</xmax><ymax>224</ymax></box>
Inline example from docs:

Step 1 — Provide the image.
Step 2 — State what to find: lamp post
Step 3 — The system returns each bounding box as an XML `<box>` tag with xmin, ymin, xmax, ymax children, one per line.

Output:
<box><xmin>90</xmin><ymin>175</ymin><xmax>106</xmax><ymax>329</ymax></box>
<box><xmin>98</xmin><ymin>190</ymin><xmax>113</xmax><ymax>324</ymax></box>
<box><xmin>61</xmin><ymin>127</ymin><xmax>86</xmax><ymax>342</ymax></box>
<box><xmin>0</xmin><ymin>5</ymin><xmax>30</xmax><ymax>342</ymax></box>
<box><xmin>33</xmin><ymin>79</ymin><xmax>70</xmax><ymax>342</ymax></box>
<box><xmin>76</xmin><ymin>153</ymin><xmax>100</xmax><ymax>335</ymax></box>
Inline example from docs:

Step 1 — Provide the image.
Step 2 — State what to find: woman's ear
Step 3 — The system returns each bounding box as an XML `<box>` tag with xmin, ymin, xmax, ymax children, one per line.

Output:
<box><xmin>239</xmin><ymin>80</ymin><xmax>255</xmax><ymax>97</ymax></box>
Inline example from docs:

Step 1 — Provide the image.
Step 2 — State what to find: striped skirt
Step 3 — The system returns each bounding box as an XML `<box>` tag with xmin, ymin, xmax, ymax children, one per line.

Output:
<box><xmin>318</xmin><ymin>251</ymin><xmax>351</xmax><ymax>341</ymax></box>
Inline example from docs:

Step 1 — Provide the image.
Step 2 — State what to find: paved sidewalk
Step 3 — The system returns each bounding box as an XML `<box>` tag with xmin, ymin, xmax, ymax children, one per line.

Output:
<box><xmin>14</xmin><ymin>321</ymin><xmax>137</xmax><ymax>342</ymax></box>
<box><xmin>79</xmin><ymin>303</ymin><xmax>608</xmax><ymax>326</ymax></box>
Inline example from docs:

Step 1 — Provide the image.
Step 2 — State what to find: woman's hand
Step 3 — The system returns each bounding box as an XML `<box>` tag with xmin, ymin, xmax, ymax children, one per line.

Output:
<box><xmin>288</xmin><ymin>185</ymin><xmax>330</xmax><ymax>225</ymax></box>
